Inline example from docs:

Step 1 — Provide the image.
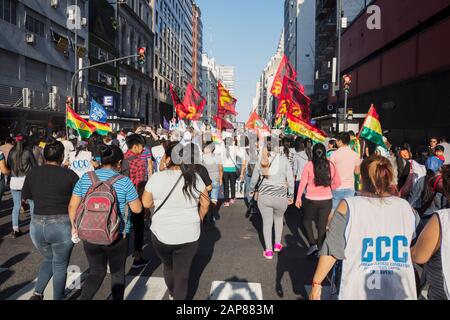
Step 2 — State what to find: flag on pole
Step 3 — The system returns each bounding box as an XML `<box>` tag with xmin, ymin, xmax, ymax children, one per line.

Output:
<box><xmin>245</xmin><ymin>111</ymin><xmax>269</xmax><ymax>131</ymax></box>
<box><xmin>170</xmin><ymin>84</ymin><xmax>189</xmax><ymax>119</ymax></box>
<box><xmin>88</xmin><ymin>120</ymin><xmax>112</xmax><ymax>136</ymax></box>
<box><xmin>358</xmin><ymin>104</ymin><xmax>387</xmax><ymax>149</ymax></box>
<box><xmin>89</xmin><ymin>99</ymin><xmax>108</xmax><ymax>123</ymax></box>
<box><xmin>278</xmin><ymin>76</ymin><xmax>311</xmax><ymax>122</ymax></box>
<box><xmin>285</xmin><ymin>113</ymin><xmax>327</xmax><ymax>144</ymax></box>
<box><xmin>67</xmin><ymin>106</ymin><xmax>95</xmax><ymax>139</ymax></box>
<box><xmin>183</xmin><ymin>83</ymin><xmax>206</xmax><ymax>120</ymax></box>
<box><xmin>271</xmin><ymin>54</ymin><xmax>298</xmax><ymax>99</ymax></box>
<box><xmin>214</xmin><ymin>116</ymin><xmax>234</xmax><ymax>131</ymax></box>
<box><xmin>218</xmin><ymin>81</ymin><xmax>237</xmax><ymax>116</ymax></box>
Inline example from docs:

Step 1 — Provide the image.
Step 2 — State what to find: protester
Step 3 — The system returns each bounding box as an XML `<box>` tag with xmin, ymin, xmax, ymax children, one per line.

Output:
<box><xmin>142</xmin><ymin>141</ymin><xmax>210</xmax><ymax>300</ymax></box>
<box><xmin>425</xmin><ymin>145</ymin><xmax>445</xmax><ymax>173</ymax></box>
<box><xmin>117</xmin><ymin>129</ymin><xmax>128</xmax><ymax>153</ymax></box>
<box><xmin>0</xmin><ymin>136</ymin><xmax>15</xmax><ymax>160</ymax></box>
<box><xmin>7</xmin><ymin>135</ymin><xmax>36</xmax><ymax>237</ymax></box>
<box><xmin>249</xmin><ymin>137</ymin><xmax>295</xmax><ymax>259</ymax></box>
<box><xmin>411</xmin><ymin>165</ymin><xmax>450</xmax><ymax>300</ymax></box>
<box><xmin>439</xmin><ymin>136</ymin><xmax>450</xmax><ymax>165</ymax></box>
<box><xmin>296</xmin><ymin>144</ymin><xmax>341</xmax><ymax>256</ymax></box>
<box><xmin>397</xmin><ymin>143</ymin><xmax>427</xmax><ymax>199</ymax></box>
<box><xmin>329</xmin><ymin>132</ymin><xmax>361</xmax><ymax>209</ymax></box>
<box><xmin>221</xmin><ymin>136</ymin><xmax>245</xmax><ymax>207</ymax></box>
<box><xmin>326</xmin><ymin>139</ymin><xmax>338</xmax><ymax>158</ymax></box>
<box><xmin>67</xmin><ymin>141</ymin><xmax>95</xmax><ymax>178</ymax></box>
<box><xmin>428</xmin><ymin>136</ymin><xmax>440</xmax><ymax>158</ymax></box>
<box><xmin>292</xmin><ymin>137</ymin><xmax>310</xmax><ymax>202</ymax></box>
<box><xmin>309</xmin><ymin>155</ymin><xmax>420</xmax><ymax>300</ymax></box>
<box><xmin>121</xmin><ymin>134</ymin><xmax>150</xmax><ymax>268</ymax></box>
<box><xmin>30</xmin><ymin>135</ymin><xmax>45</xmax><ymax>166</ymax></box>
<box><xmin>22</xmin><ymin>139</ymin><xmax>79</xmax><ymax>300</ymax></box>
<box><xmin>202</xmin><ymin>141</ymin><xmax>221</xmax><ymax>223</ymax></box>
<box><xmin>69</xmin><ymin>145</ymin><xmax>143</xmax><ymax>300</ymax></box>
<box><xmin>56</xmin><ymin>131</ymin><xmax>74</xmax><ymax>164</ymax></box>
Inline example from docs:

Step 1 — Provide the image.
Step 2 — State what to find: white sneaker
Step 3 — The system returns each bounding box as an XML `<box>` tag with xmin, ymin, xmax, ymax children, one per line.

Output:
<box><xmin>307</xmin><ymin>245</ymin><xmax>319</xmax><ymax>256</ymax></box>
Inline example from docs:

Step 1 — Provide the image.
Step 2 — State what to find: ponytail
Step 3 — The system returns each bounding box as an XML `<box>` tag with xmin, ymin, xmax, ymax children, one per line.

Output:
<box><xmin>361</xmin><ymin>155</ymin><xmax>395</xmax><ymax>196</ymax></box>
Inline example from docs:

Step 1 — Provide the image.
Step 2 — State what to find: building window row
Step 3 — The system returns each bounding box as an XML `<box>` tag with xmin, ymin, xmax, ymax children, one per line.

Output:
<box><xmin>0</xmin><ymin>0</ymin><xmax>17</xmax><ymax>25</ymax></box>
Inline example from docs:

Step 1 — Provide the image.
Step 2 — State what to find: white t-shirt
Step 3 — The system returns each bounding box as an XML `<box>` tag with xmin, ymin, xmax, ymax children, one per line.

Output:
<box><xmin>59</xmin><ymin>140</ymin><xmax>74</xmax><ymax>163</ymax></box>
<box><xmin>68</xmin><ymin>150</ymin><xmax>94</xmax><ymax>178</ymax></box>
<box><xmin>145</xmin><ymin>170</ymin><xmax>205</xmax><ymax>245</ymax></box>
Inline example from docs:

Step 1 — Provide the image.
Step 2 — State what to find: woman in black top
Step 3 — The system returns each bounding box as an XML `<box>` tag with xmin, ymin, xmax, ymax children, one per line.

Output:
<box><xmin>22</xmin><ymin>139</ymin><xmax>79</xmax><ymax>300</ymax></box>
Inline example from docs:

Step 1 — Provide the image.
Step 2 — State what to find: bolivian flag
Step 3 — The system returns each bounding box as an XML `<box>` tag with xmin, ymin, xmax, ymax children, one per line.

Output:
<box><xmin>88</xmin><ymin>120</ymin><xmax>112</xmax><ymax>136</ymax></box>
<box><xmin>285</xmin><ymin>113</ymin><xmax>327</xmax><ymax>144</ymax></box>
<box><xmin>67</xmin><ymin>106</ymin><xmax>95</xmax><ymax>138</ymax></box>
<box><xmin>358</xmin><ymin>104</ymin><xmax>386</xmax><ymax>149</ymax></box>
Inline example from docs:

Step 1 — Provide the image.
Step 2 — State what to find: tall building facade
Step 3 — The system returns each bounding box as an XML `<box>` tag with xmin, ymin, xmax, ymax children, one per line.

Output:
<box><xmin>314</xmin><ymin>0</ymin><xmax>367</xmax><ymax>116</ymax></box>
<box><xmin>215</xmin><ymin>65</ymin><xmax>235</xmax><ymax>95</ymax></box>
<box><xmin>0</xmin><ymin>0</ymin><xmax>88</xmax><ymax>136</ymax></box>
<box><xmin>151</xmin><ymin>0</ymin><xmax>202</xmax><ymax>125</ymax></box>
<box><xmin>192</xmin><ymin>3</ymin><xmax>202</xmax><ymax>91</ymax></box>
<box><xmin>284</xmin><ymin>0</ymin><xmax>299</xmax><ymax>72</ymax></box>
<box><xmin>201</xmin><ymin>53</ymin><xmax>217</xmax><ymax>123</ymax></box>
<box><xmin>116</xmin><ymin>0</ymin><xmax>154</xmax><ymax>128</ymax></box>
<box><xmin>253</xmin><ymin>32</ymin><xmax>284</xmax><ymax>126</ymax></box>
<box><xmin>335</xmin><ymin>0</ymin><xmax>450</xmax><ymax>148</ymax></box>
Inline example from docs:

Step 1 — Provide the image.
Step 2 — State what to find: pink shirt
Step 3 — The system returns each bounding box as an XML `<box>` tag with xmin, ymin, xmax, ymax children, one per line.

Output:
<box><xmin>297</xmin><ymin>161</ymin><xmax>341</xmax><ymax>201</ymax></box>
<box><xmin>329</xmin><ymin>146</ymin><xmax>361</xmax><ymax>190</ymax></box>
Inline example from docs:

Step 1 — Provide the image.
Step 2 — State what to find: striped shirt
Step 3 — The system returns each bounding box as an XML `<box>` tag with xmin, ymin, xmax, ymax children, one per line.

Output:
<box><xmin>73</xmin><ymin>168</ymin><xmax>138</xmax><ymax>234</ymax></box>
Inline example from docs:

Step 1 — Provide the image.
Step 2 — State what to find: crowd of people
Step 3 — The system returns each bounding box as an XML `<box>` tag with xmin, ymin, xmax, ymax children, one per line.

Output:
<box><xmin>0</xmin><ymin>124</ymin><xmax>449</xmax><ymax>300</ymax></box>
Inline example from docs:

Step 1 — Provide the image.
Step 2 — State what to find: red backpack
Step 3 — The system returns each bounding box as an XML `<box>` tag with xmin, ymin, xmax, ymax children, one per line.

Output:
<box><xmin>75</xmin><ymin>172</ymin><xmax>128</xmax><ymax>245</ymax></box>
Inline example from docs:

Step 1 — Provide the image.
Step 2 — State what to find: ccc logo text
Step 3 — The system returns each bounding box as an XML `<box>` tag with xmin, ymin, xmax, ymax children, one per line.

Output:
<box><xmin>361</xmin><ymin>236</ymin><xmax>409</xmax><ymax>263</ymax></box>
<box><xmin>72</xmin><ymin>160</ymin><xmax>90</xmax><ymax>169</ymax></box>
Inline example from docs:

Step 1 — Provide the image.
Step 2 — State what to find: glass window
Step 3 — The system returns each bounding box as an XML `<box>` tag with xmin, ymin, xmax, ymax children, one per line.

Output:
<box><xmin>25</xmin><ymin>15</ymin><xmax>45</xmax><ymax>37</ymax></box>
<box><xmin>0</xmin><ymin>0</ymin><xmax>16</xmax><ymax>25</ymax></box>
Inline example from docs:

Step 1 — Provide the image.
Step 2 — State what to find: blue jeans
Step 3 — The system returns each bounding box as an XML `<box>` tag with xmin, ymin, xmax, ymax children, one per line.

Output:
<box><xmin>11</xmin><ymin>189</ymin><xmax>34</xmax><ymax>229</ymax></box>
<box><xmin>332</xmin><ymin>189</ymin><xmax>355</xmax><ymax>210</ymax></box>
<box><xmin>244</xmin><ymin>175</ymin><xmax>252</xmax><ymax>204</ymax></box>
<box><xmin>210</xmin><ymin>181</ymin><xmax>220</xmax><ymax>202</ymax></box>
<box><xmin>29</xmin><ymin>215</ymin><xmax>74</xmax><ymax>300</ymax></box>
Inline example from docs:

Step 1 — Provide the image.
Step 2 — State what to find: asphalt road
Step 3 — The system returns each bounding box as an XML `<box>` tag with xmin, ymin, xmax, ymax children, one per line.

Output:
<box><xmin>0</xmin><ymin>192</ymin><xmax>323</xmax><ymax>300</ymax></box>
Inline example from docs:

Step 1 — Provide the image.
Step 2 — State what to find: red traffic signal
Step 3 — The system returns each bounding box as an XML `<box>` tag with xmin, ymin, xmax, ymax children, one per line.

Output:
<box><xmin>343</xmin><ymin>74</ymin><xmax>352</xmax><ymax>91</ymax></box>
<box><xmin>138</xmin><ymin>47</ymin><xmax>146</xmax><ymax>65</ymax></box>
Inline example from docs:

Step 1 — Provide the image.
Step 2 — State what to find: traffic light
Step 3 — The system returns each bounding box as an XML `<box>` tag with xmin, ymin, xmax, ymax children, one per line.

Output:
<box><xmin>347</xmin><ymin>107</ymin><xmax>354</xmax><ymax>121</ymax></box>
<box><xmin>343</xmin><ymin>74</ymin><xmax>352</xmax><ymax>92</ymax></box>
<box><xmin>138</xmin><ymin>47</ymin><xmax>146</xmax><ymax>65</ymax></box>
<box><xmin>66</xmin><ymin>96</ymin><xmax>73</xmax><ymax>107</ymax></box>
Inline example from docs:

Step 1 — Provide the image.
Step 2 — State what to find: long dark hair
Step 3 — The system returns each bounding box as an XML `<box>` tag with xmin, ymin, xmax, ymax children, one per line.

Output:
<box><xmin>294</xmin><ymin>136</ymin><xmax>304</xmax><ymax>152</ymax></box>
<box><xmin>421</xmin><ymin>169</ymin><xmax>438</xmax><ymax>204</ymax></box>
<box><xmin>11</xmin><ymin>136</ymin><xmax>28</xmax><ymax>173</ymax></box>
<box><xmin>282</xmin><ymin>137</ymin><xmax>291</xmax><ymax>159</ymax></box>
<box><xmin>312</xmin><ymin>144</ymin><xmax>332</xmax><ymax>187</ymax></box>
<box><xmin>165</xmin><ymin>142</ymin><xmax>200</xmax><ymax>201</ymax></box>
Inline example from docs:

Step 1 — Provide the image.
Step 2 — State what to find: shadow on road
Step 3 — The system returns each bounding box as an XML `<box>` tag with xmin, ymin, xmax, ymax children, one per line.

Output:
<box><xmin>187</xmin><ymin>222</ymin><xmax>221</xmax><ymax>300</ymax></box>
<box><xmin>1</xmin><ymin>252</ymin><xmax>30</xmax><ymax>269</ymax></box>
<box><xmin>209</xmin><ymin>276</ymin><xmax>258</xmax><ymax>300</ymax></box>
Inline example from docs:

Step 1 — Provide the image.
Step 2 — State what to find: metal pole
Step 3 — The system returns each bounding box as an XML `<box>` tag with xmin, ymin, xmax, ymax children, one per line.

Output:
<box><xmin>335</xmin><ymin>0</ymin><xmax>342</xmax><ymax>133</ymax></box>
<box><xmin>343</xmin><ymin>89</ymin><xmax>348</xmax><ymax>132</ymax></box>
<box><xmin>74</xmin><ymin>0</ymin><xmax>79</xmax><ymax>112</ymax></box>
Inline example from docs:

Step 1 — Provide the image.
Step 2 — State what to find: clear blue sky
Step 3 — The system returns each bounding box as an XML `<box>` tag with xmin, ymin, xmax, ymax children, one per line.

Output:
<box><xmin>196</xmin><ymin>0</ymin><xmax>283</xmax><ymax>122</ymax></box>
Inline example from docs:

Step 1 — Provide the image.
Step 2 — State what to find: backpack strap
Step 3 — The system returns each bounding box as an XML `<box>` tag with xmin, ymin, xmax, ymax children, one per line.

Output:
<box><xmin>88</xmin><ymin>171</ymin><xmax>100</xmax><ymax>184</ymax></box>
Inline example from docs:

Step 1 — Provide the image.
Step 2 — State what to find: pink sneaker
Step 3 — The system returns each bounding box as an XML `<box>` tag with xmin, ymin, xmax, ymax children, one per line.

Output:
<box><xmin>224</xmin><ymin>202</ymin><xmax>230</xmax><ymax>207</ymax></box>
<box><xmin>230</xmin><ymin>199</ymin><xmax>236</xmax><ymax>204</ymax></box>
<box><xmin>274</xmin><ymin>243</ymin><xmax>283</xmax><ymax>252</ymax></box>
<box><xmin>263</xmin><ymin>250</ymin><xmax>273</xmax><ymax>260</ymax></box>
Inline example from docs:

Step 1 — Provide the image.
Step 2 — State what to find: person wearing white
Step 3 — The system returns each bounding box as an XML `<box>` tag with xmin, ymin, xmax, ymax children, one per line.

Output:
<box><xmin>310</xmin><ymin>155</ymin><xmax>419</xmax><ymax>300</ymax></box>
<box><xmin>67</xmin><ymin>144</ymin><xmax>95</xmax><ymax>178</ymax></box>
<box><xmin>412</xmin><ymin>165</ymin><xmax>450</xmax><ymax>300</ymax></box>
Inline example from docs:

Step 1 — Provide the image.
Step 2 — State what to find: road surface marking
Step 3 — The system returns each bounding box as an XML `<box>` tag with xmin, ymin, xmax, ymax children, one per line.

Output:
<box><xmin>209</xmin><ymin>281</ymin><xmax>263</xmax><ymax>300</ymax></box>
<box><xmin>106</xmin><ymin>276</ymin><xmax>167</xmax><ymax>300</ymax></box>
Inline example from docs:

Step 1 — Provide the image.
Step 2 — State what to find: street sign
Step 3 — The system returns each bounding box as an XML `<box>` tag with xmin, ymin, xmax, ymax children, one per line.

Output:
<box><xmin>103</xmin><ymin>96</ymin><xmax>113</xmax><ymax>106</ymax></box>
<box><xmin>120</xmin><ymin>77</ymin><xmax>127</xmax><ymax>85</ymax></box>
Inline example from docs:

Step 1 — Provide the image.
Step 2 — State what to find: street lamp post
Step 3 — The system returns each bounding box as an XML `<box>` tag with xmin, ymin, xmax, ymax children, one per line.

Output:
<box><xmin>335</xmin><ymin>0</ymin><xmax>343</xmax><ymax>133</ymax></box>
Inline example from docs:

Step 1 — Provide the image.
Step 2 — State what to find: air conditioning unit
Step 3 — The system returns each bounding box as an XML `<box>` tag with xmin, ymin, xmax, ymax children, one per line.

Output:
<box><xmin>51</xmin><ymin>0</ymin><xmax>59</xmax><ymax>8</ymax></box>
<box><xmin>81</xmin><ymin>17</ymin><xmax>87</xmax><ymax>27</ymax></box>
<box><xmin>23</xmin><ymin>88</ymin><xmax>32</xmax><ymax>108</ymax></box>
<box><xmin>51</xmin><ymin>86</ymin><xmax>60</xmax><ymax>94</ymax></box>
<box><xmin>25</xmin><ymin>33</ymin><xmax>36</xmax><ymax>44</ymax></box>
<box><xmin>49</xmin><ymin>93</ymin><xmax>57</xmax><ymax>110</ymax></box>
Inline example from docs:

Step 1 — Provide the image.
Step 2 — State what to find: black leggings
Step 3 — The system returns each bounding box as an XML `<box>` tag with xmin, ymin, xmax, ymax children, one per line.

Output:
<box><xmin>131</xmin><ymin>212</ymin><xmax>144</xmax><ymax>253</ymax></box>
<box><xmin>80</xmin><ymin>237</ymin><xmax>128</xmax><ymax>300</ymax></box>
<box><xmin>223</xmin><ymin>171</ymin><xmax>237</xmax><ymax>201</ymax></box>
<box><xmin>303</xmin><ymin>198</ymin><xmax>332</xmax><ymax>249</ymax></box>
<box><xmin>151</xmin><ymin>233</ymin><xmax>198</xmax><ymax>300</ymax></box>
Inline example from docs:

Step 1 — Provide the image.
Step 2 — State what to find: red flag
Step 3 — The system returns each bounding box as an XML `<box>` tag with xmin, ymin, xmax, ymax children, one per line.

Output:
<box><xmin>278</xmin><ymin>76</ymin><xmax>311</xmax><ymax>123</ymax></box>
<box><xmin>271</xmin><ymin>55</ymin><xmax>298</xmax><ymax>99</ymax></box>
<box><xmin>245</xmin><ymin>111</ymin><xmax>269</xmax><ymax>131</ymax></box>
<box><xmin>170</xmin><ymin>84</ymin><xmax>189</xmax><ymax>119</ymax></box>
<box><xmin>183</xmin><ymin>83</ymin><xmax>206</xmax><ymax>120</ymax></box>
<box><xmin>214</xmin><ymin>116</ymin><xmax>234</xmax><ymax>131</ymax></box>
<box><xmin>218</xmin><ymin>81</ymin><xmax>238</xmax><ymax>116</ymax></box>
